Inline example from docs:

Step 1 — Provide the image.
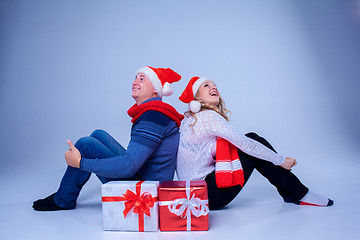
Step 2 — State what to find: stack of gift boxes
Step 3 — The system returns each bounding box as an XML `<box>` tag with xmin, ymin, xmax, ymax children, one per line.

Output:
<box><xmin>101</xmin><ymin>180</ymin><xmax>209</xmax><ymax>231</ymax></box>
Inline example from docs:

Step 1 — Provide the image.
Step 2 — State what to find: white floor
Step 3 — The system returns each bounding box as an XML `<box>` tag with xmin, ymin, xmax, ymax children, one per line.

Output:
<box><xmin>1</xmin><ymin>151</ymin><xmax>358</xmax><ymax>240</ymax></box>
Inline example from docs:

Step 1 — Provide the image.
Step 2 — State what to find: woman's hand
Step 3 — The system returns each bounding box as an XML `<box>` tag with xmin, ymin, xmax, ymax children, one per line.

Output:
<box><xmin>280</xmin><ymin>157</ymin><xmax>297</xmax><ymax>170</ymax></box>
<box><xmin>64</xmin><ymin>140</ymin><xmax>81</xmax><ymax>168</ymax></box>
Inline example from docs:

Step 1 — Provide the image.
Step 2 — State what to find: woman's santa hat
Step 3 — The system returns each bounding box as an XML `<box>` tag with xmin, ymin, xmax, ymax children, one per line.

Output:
<box><xmin>136</xmin><ymin>66</ymin><xmax>181</xmax><ymax>98</ymax></box>
<box><xmin>179</xmin><ymin>76</ymin><xmax>212</xmax><ymax>113</ymax></box>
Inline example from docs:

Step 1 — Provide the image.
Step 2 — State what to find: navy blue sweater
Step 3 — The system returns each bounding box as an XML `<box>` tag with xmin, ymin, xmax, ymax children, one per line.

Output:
<box><xmin>80</xmin><ymin>98</ymin><xmax>180</xmax><ymax>181</ymax></box>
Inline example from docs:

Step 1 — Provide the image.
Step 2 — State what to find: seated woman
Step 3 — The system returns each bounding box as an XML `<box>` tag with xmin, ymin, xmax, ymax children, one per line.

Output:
<box><xmin>176</xmin><ymin>76</ymin><xmax>333</xmax><ymax>210</ymax></box>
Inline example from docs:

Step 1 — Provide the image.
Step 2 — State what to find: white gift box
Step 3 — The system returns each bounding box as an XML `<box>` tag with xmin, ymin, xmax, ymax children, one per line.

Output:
<box><xmin>101</xmin><ymin>181</ymin><xmax>159</xmax><ymax>231</ymax></box>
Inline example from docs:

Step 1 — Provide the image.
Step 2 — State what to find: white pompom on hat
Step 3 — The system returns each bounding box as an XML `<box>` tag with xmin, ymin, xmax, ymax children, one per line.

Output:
<box><xmin>136</xmin><ymin>66</ymin><xmax>181</xmax><ymax>98</ymax></box>
<box><xmin>179</xmin><ymin>76</ymin><xmax>212</xmax><ymax>113</ymax></box>
<box><xmin>189</xmin><ymin>100</ymin><xmax>202</xmax><ymax>113</ymax></box>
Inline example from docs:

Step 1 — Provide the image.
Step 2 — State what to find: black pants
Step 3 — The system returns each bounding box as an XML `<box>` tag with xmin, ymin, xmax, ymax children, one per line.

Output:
<box><xmin>205</xmin><ymin>132</ymin><xmax>309</xmax><ymax>210</ymax></box>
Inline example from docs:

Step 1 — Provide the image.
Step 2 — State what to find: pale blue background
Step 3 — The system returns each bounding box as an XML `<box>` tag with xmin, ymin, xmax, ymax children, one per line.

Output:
<box><xmin>0</xmin><ymin>1</ymin><xmax>359</xmax><ymax>239</ymax></box>
<box><xmin>1</xmin><ymin>0</ymin><xmax>360</xmax><ymax>172</ymax></box>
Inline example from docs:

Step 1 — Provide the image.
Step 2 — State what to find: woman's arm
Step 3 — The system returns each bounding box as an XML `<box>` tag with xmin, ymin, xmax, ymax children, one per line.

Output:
<box><xmin>200</xmin><ymin>110</ymin><xmax>285</xmax><ymax>165</ymax></box>
<box><xmin>280</xmin><ymin>157</ymin><xmax>297</xmax><ymax>170</ymax></box>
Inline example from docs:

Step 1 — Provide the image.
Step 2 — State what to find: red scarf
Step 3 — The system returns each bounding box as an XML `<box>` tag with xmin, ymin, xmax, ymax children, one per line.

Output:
<box><xmin>127</xmin><ymin>100</ymin><xmax>184</xmax><ymax>128</ymax></box>
<box><xmin>215</xmin><ymin>138</ymin><xmax>245</xmax><ymax>188</ymax></box>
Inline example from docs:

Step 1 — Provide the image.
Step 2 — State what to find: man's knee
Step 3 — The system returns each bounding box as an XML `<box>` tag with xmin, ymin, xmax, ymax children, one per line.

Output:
<box><xmin>75</xmin><ymin>136</ymin><xmax>92</xmax><ymax>150</ymax></box>
<box><xmin>90</xmin><ymin>129</ymin><xmax>106</xmax><ymax>138</ymax></box>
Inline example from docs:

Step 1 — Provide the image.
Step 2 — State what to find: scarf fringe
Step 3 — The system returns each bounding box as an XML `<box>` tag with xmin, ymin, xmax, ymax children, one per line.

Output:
<box><xmin>215</xmin><ymin>138</ymin><xmax>245</xmax><ymax>188</ymax></box>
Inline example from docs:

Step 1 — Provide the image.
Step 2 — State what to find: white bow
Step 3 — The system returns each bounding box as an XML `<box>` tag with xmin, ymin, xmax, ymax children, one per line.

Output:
<box><xmin>166</xmin><ymin>181</ymin><xmax>209</xmax><ymax>230</ymax></box>
<box><xmin>168</xmin><ymin>193</ymin><xmax>209</xmax><ymax>218</ymax></box>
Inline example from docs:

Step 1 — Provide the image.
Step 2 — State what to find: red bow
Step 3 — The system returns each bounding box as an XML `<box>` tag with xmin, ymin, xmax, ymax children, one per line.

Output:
<box><xmin>122</xmin><ymin>184</ymin><xmax>156</xmax><ymax>218</ymax></box>
<box><xmin>102</xmin><ymin>181</ymin><xmax>157</xmax><ymax>231</ymax></box>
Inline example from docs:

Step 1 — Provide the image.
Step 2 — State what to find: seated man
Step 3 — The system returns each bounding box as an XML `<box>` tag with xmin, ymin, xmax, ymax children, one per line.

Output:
<box><xmin>33</xmin><ymin>66</ymin><xmax>183</xmax><ymax>211</ymax></box>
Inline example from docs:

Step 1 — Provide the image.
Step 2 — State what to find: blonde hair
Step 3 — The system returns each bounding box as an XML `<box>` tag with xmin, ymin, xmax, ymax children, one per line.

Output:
<box><xmin>185</xmin><ymin>92</ymin><xmax>231</xmax><ymax>128</ymax></box>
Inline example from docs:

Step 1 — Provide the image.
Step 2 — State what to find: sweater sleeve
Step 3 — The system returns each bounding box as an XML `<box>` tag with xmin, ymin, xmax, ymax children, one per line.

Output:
<box><xmin>199</xmin><ymin>110</ymin><xmax>285</xmax><ymax>165</ymax></box>
<box><xmin>80</xmin><ymin>112</ymin><xmax>169</xmax><ymax>178</ymax></box>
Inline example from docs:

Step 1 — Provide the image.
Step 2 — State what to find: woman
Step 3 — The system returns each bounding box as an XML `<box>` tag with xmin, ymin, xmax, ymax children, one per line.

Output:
<box><xmin>176</xmin><ymin>76</ymin><xmax>333</xmax><ymax>210</ymax></box>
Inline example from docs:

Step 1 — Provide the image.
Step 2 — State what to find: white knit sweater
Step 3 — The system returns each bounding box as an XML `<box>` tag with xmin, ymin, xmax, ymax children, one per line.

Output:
<box><xmin>176</xmin><ymin>110</ymin><xmax>285</xmax><ymax>181</ymax></box>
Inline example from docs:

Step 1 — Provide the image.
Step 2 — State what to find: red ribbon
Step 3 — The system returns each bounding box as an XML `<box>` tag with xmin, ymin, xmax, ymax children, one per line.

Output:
<box><xmin>102</xmin><ymin>181</ymin><xmax>157</xmax><ymax>231</ymax></box>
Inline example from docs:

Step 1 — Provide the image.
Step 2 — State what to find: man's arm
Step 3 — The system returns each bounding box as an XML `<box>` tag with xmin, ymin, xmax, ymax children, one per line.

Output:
<box><xmin>79</xmin><ymin>111</ymin><xmax>171</xmax><ymax>178</ymax></box>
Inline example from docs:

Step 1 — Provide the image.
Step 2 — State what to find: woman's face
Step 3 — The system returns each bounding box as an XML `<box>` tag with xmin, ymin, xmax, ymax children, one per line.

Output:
<box><xmin>197</xmin><ymin>81</ymin><xmax>219</xmax><ymax>107</ymax></box>
<box><xmin>132</xmin><ymin>73</ymin><xmax>158</xmax><ymax>104</ymax></box>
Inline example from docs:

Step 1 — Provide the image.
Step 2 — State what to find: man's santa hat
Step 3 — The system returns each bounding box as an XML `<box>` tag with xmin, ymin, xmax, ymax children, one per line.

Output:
<box><xmin>136</xmin><ymin>66</ymin><xmax>181</xmax><ymax>98</ymax></box>
<box><xmin>179</xmin><ymin>76</ymin><xmax>212</xmax><ymax>113</ymax></box>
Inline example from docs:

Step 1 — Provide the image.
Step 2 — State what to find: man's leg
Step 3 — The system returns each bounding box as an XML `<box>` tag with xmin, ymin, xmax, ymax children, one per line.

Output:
<box><xmin>33</xmin><ymin>135</ymin><xmax>121</xmax><ymax>211</ymax></box>
<box><xmin>90</xmin><ymin>129</ymin><xmax>126</xmax><ymax>156</ymax></box>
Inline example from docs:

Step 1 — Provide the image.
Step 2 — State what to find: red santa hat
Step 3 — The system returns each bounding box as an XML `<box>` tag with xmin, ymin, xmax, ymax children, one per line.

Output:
<box><xmin>136</xmin><ymin>66</ymin><xmax>181</xmax><ymax>97</ymax></box>
<box><xmin>179</xmin><ymin>76</ymin><xmax>212</xmax><ymax>113</ymax></box>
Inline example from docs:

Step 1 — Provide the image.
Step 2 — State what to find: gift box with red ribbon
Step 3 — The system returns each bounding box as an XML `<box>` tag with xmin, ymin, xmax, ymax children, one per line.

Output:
<box><xmin>101</xmin><ymin>181</ymin><xmax>159</xmax><ymax>231</ymax></box>
<box><xmin>159</xmin><ymin>180</ymin><xmax>209</xmax><ymax>231</ymax></box>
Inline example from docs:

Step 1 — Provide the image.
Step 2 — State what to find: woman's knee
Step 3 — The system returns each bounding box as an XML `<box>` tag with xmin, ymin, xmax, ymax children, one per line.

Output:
<box><xmin>246</xmin><ymin>132</ymin><xmax>276</xmax><ymax>153</ymax></box>
<box><xmin>245</xmin><ymin>132</ymin><xmax>260</xmax><ymax>140</ymax></box>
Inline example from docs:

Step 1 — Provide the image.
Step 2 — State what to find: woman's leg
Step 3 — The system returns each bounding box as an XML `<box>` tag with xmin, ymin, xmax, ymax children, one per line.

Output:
<box><xmin>205</xmin><ymin>150</ymin><xmax>258</xmax><ymax>210</ymax></box>
<box><xmin>33</xmin><ymin>133</ymin><xmax>124</xmax><ymax>211</ymax></box>
<box><xmin>205</xmin><ymin>171</ymin><xmax>242</xmax><ymax>210</ymax></box>
<box><xmin>246</xmin><ymin>132</ymin><xmax>333</xmax><ymax>206</ymax></box>
<box><xmin>245</xmin><ymin>132</ymin><xmax>309</xmax><ymax>203</ymax></box>
<box><xmin>206</xmin><ymin>132</ymin><xmax>331</xmax><ymax>210</ymax></box>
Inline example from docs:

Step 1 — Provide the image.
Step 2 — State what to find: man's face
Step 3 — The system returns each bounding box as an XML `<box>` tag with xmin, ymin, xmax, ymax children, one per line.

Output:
<box><xmin>132</xmin><ymin>73</ymin><xmax>158</xmax><ymax>104</ymax></box>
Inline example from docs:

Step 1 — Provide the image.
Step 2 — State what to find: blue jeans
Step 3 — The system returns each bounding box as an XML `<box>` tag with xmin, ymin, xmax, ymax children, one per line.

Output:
<box><xmin>53</xmin><ymin>129</ymin><xmax>132</xmax><ymax>209</ymax></box>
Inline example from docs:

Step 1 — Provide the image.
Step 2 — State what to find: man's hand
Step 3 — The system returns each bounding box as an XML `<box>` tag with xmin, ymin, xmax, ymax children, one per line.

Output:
<box><xmin>65</xmin><ymin>140</ymin><xmax>81</xmax><ymax>168</ymax></box>
<box><xmin>280</xmin><ymin>157</ymin><xmax>297</xmax><ymax>170</ymax></box>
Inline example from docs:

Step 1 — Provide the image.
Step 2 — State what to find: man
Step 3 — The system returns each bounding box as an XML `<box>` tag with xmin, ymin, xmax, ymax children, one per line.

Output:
<box><xmin>33</xmin><ymin>66</ymin><xmax>183</xmax><ymax>211</ymax></box>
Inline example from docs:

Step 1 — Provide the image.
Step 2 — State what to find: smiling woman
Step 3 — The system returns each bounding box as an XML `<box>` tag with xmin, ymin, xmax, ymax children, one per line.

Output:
<box><xmin>176</xmin><ymin>76</ymin><xmax>333</xmax><ymax>210</ymax></box>
<box><xmin>180</xmin><ymin>77</ymin><xmax>230</xmax><ymax>122</ymax></box>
